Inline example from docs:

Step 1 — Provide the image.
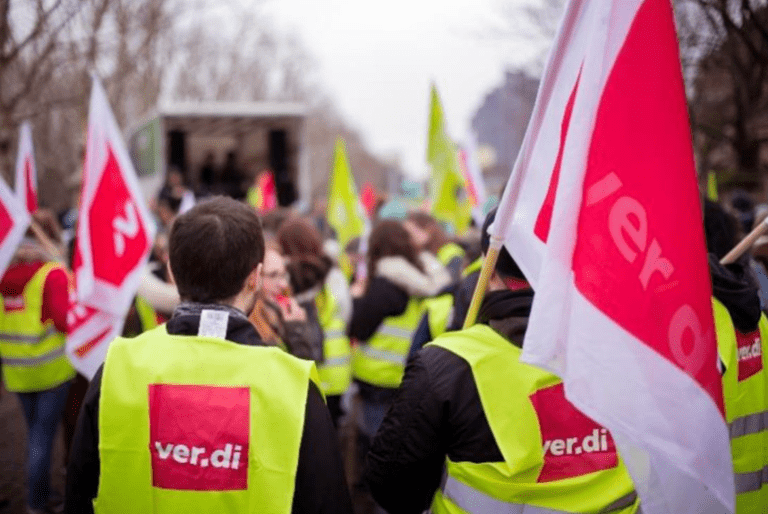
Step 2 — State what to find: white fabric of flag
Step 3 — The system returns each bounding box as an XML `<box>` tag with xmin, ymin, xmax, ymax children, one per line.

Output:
<box><xmin>491</xmin><ymin>0</ymin><xmax>734</xmax><ymax>512</ymax></box>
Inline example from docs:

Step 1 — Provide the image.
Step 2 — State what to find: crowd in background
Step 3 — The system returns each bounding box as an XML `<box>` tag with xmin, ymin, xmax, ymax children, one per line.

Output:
<box><xmin>3</xmin><ymin>165</ymin><xmax>768</xmax><ymax>513</ymax></box>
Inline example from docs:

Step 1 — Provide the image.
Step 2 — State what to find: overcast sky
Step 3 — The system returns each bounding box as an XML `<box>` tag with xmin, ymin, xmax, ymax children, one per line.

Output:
<box><xmin>261</xmin><ymin>0</ymin><xmax>553</xmax><ymax>179</ymax></box>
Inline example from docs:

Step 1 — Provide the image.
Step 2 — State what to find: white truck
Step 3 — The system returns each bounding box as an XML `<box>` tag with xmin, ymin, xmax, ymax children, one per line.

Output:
<box><xmin>128</xmin><ymin>101</ymin><xmax>309</xmax><ymax>209</ymax></box>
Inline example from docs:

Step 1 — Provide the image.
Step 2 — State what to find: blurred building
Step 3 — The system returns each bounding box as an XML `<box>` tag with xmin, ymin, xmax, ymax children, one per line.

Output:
<box><xmin>471</xmin><ymin>70</ymin><xmax>539</xmax><ymax>196</ymax></box>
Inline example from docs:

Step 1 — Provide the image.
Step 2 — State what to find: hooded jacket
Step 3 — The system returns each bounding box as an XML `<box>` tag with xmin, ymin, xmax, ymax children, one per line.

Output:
<box><xmin>365</xmin><ymin>289</ymin><xmax>533</xmax><ymax>513</ymax></box>
<box><xmin>709</xmin><ymin>254</ymin><xmax>762</xmax><ymax>334</ymax></box>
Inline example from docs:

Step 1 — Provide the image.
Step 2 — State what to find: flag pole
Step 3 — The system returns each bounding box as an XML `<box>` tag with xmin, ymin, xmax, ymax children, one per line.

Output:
<box><xmin>463</xmin><ymin>236</ymin><xmax>501</xmax><ymax>329</ymax></box>
<box><xmin>720</xmin><ymin>217</ymin><xmax>768</xmax><ymax>265</ymax></box>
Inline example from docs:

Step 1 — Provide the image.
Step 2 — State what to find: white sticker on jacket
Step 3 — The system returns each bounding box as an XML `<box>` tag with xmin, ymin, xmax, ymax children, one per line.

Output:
<box><xmin>198</xmin><ymin>310</ymin><xmax>229</xmax><ymax>339</ymax></box>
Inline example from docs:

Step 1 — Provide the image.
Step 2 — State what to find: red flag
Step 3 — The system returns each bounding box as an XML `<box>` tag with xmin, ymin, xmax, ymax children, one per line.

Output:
<box><xmin>360</xmin><ymin>183</ymin><xmax>377</xmax><ymax>219</ymax></box>
<box><xmin>74</xmin><ymin>76</ymin><xmax>155</xmax><ymax>317</ymax></box>
<box><xmin>492</xmin><ymin>0</ymin><xmax>733</xmax><ymax>512</ymax></box>
<box><xmin>65</xmin><ymin>292</ymin><xmax>124</xmax><ymax>380</ymax></box>
<box><xmin>0</xmin><ymin>175</ymin><xmax>31</xmax><ymax>277</ymax></box>
<box><xmin>257</xmin><ymin>170</ymin><xmax>277</xmax><ymax>213</ymax></box>
<box><xmin>14</xmin><ymin>122</ymin><xmax>38</xmax><ymax>213</ymax></box>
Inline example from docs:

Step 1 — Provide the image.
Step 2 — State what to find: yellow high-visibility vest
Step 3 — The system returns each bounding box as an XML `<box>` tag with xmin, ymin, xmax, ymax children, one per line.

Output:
<box><xmin>428</xmin><ymin>325</ymin><xmax>639</xmax><ymax>514</ymax></box>
<box><xmin>316</xmin><ymin>286</ymin><xmax>351</xmax><ymax>396</ymax></box>
<box><xmin>0</xmin><ymin>263</ymin><xmax>74</xmax><ymax>392</ymax></box>
<box><xmin>352</xmin><ymin>299</ymin><xmax>424</xmax><ymax>388</ymax></box>
<box><xmin>425</xmin><ymin>294</ymin><xmax>453</xmax><ymax>340</ymax></box>
<box><xmin>437</xmin><ymin>243</ymin><xmax>465</xmax><ymax>268</ymax></box>
<box><xmin>94</xmin><ymin>324</ymin><xmax>318</xmax><ymax>513</ymax></box>
<box><xmin>713</xmin><ymin>298</ymin><xmax>768</xmax><ymax>513</ymax></box>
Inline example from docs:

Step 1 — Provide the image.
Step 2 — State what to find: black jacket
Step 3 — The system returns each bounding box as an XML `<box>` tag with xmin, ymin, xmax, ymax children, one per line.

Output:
<box><xmin>65</xmin><ymin>303</ymin><xmax>353</xmax><ymax>514</ymax></box>
<box><xmin>709</xmin><ymin>253</ymin><xmax>762</xmax><ymax>333</ymax></box>
<box><xmin>365</xmin><ymin>289</ymin><xmax>533</xmax><ymax>514</ymax></box>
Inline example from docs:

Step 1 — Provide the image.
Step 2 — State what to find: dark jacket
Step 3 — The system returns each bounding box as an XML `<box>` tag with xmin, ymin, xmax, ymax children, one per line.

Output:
<box><xmin>409</xmin><ymin>269</ymin><xmax>481</xmax><ymax>357</ymax></box>
<box><xmin>65</xmin><ymin>303</ymin><xmax>353</xmax><ymax>514</ymax></box>
<box><xmin>347</xmin><ymin>254</ymin><xmax>451</xmax><ymax>403</ymax></box>
<box><xmin>365</xmin><ymin>289</ymin><xmax>532</xmax><ymax>514</ymax></box>
<box><xmin>709</xmin><ymin>254</ymin><xmax>762</xmax><ymax>333</ymax></box>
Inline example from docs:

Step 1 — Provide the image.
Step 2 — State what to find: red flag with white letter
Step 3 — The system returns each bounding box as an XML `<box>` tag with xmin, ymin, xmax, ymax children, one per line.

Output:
<box><xmin>68</xmin><ymin>77</ymin><xmax>154</xmax><ymax>378</ymax></box>
<box><xmin>14</xmin><ymin>121</ymin><xmax>38</xmax><ymax>213</ymax></box>
<box><xmin>491</xmin><ymin>0</ymin><xmax>734</xmax><ymax>512</ymax></box>
<box><xmin>66</xmin><ymin>295</ymin><xmax>124</xmax><ymax>379</ymax></box>
<box><xmin>0</xmin><ymin>176</ymin><xmax>31</xmax><ymax>277</ymax></box>
<box><xmin>74</xmin><ymin>76</ymin><xmax>155</xmax><ymax>317</ymax></box>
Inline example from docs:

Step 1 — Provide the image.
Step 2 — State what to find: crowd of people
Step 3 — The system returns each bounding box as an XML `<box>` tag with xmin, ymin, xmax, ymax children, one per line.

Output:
<box><xmin>1</xmin><ymin>174</ymin><xmax>767</xmax><ymax>513</ymax></box>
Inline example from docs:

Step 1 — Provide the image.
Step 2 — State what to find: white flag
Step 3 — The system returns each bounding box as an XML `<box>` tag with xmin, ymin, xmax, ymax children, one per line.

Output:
<box><xmin>0</xmin><ymin>177</ymin><xmax>31</xmax><ymax>277</ymax></box>
<box><xmin>492</xmin><ymin>0</ymin><xmax>734</xmax><ymax>512</ymax></box>
<box><xmin>14</xmin><ymin>121</ymin><xmax>38</xmax><ymax>213</ymax></box>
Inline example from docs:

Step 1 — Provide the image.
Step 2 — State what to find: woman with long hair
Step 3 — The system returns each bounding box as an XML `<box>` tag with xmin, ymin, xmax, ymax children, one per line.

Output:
<box><xmin>277</xmin><ymin>217</ymin><xmax>352</xmax><ymax>426</ymax></box>
<box><xmin>248</xmin><ymin>239</ymin><xmax>323</xmax><ymax>361</ymax></box>
<box><xmin>348</xmin><ymin>219</ymin><xmax>450</xmax><ymax>510</ymax></box>
<box><xmin>405</xmin><ymin>211</ymin><xmax>466</xmax><ymax>282</ymax></box>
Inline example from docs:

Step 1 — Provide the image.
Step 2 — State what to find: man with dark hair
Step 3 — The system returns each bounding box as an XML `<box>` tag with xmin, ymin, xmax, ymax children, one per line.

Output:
<box><xmin>366</xmin><ymin>208</ymin><xmax>640</xmax><ymax>514</ymax></box>
<box><xmin>66</xmin><ymin>197</ymin><xmax>352</xmax><ymax>514</ymax></box>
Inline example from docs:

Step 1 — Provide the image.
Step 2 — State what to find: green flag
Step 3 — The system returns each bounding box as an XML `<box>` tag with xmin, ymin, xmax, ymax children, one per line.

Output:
<box><xmin>327</xmin><ymin>137</ymin><xmax>366</xmax><ymax>250</ymax></box>
<box><xmin>427</xmin><ymin>85</ymin><xmax>472</xmax><ymax>234</ymax></box>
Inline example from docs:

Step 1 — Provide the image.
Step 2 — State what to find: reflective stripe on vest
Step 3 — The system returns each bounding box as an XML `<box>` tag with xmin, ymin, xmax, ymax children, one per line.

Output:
<box><xmin>0</xmin><ymin>326</ymin><xmax>57</xmax><ymax>344</ymax></box>
<box><xmin>325</xmin><ymin>329</ymin><xmax>345</xmax><ymax>340</ymax></box>
<box><xmin>377</xmin><ymin>325</ymin><xmax>414</xmax><ymax>339</ymax></box>
<box><xmin>735</xmin><ymin>465</ymin><xmax>768</xmax><ymax>494</ymax></box>
<box><xmin>729</xmin><ymin>411</ymin><xmax>768</xmax><ymax>439</ymax></box>
<box><xmin>2</xmin><ymin>345</ymin><xmax>66</xmax><ymax>366</ymax></box>
<box><xmin>316</xmin><ymin>285</ymin><xmax>352</xmax><ymax>396</ymax></box>
<box><xmin>428</xmin><ymin>325</ymin><xmax>639</xmax><ymax>514</ymax></box>
<box><xmin>0</xmin><ymin>263</ymin><xmax>74</xmax><ymax>392</ymax></box>
<box><xmin>436</xmin><ymin>475</ymin><xmax>640</xmax><ymax>514</ymax></box>
<box><xmin>357</xmin><ymin>344</ymin><xmax>405</xmax><ymax>364</ymax></box>
<box><xmin>352</xmin><ymin>298</ymin><xmax>424</xmax><ymax>388</ymax></box>
<box><xmin>95</xmin><ymin>325</ymin><xmax>318</xmax><ymax>513</ymax></box>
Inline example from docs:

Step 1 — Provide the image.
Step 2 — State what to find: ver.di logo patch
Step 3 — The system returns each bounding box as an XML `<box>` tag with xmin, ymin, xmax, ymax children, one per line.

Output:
<box><xmin>530</xmin><ymin>383</ymin><xmax>618</xmax><ymax>483</ymax></box>
<box><xmin>149</xmin><ymin>384</ymin><xmax>249</xmax><ymax>491</ymax></box>
<box><xmin>736</xmin><ymin>329</ymin><xmax>763</xmax><ymax>381</ymax></box>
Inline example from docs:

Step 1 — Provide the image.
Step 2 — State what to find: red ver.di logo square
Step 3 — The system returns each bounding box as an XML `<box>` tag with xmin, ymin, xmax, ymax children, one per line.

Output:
<box><xmin>149</xmin><ymin>384</ymin><xmax>250</xmax><ymax>491</ymax></box>
<box><xmin>530</xmin><ymin>383</ymin><xmax>618</xmax><ymax>483</ymax></box>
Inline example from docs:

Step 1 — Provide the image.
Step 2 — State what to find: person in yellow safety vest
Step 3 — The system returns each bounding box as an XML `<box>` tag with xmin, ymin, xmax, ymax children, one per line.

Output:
<box><xmin>120</xmin><ymin>296</ymin><xmax>160</xmax><ymax>337</ymax></box>
<box><xmin>65</xmin><ymin>197</ymin><xmax>353</xmax><ymax>514</ymax></box>
<box><xmin>348</xmin><ymin>219</ymin><xmax>451</xmax><ymax>510</ymax></box>
<box><xmin>0</xmin><ymin>211</ymin><xmax>74</xmax><ymax>514</ymax></box>
<box><xmin>366</xmin><ymin>208</ymin><xmax>641</xmax><ymax>514</ymax></box>
<box><xmin>315</xmin><ymin>285</ymin><xmax>352</xmax><ymax>426</ymax></box>
<box><xmin>710</xmin><ymin>256</ymin><xmax>768</xmax><ymax>513</ymax></box>
<box><xmin>409</xmin><ymin>253</ymin><xmax>485</xmax><ymax>359</ymax></box>
<box><xmin>348</xmin><ymin>219</ymin><xmax>451</xmax><ymax>428</ymax></box>
<box><xmin>405</xmin><ymin>211</ymin><xmax>466</xmax><ymax>282</ymax></box>
<box><xmin>704</xmin><ymin>198</ymin><xmax>768</xmax><ymax>513</ymax></box>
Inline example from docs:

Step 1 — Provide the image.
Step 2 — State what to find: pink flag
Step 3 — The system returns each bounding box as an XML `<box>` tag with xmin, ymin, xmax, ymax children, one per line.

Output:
<box><xmin>492</xmin><ymin>0</ymin><xmax>733</xmax><ymax>512</ymax></box>
<box><xmin>0</xmin><ymin>176</ymin><xmax>31</xmax><ymax>277</ymax></box>
<box><xmin>14</xmin><ymin>122</ymin><xmax>38</xmax><ymax>213</ymax></box>
<box><xmin>74</xmin><ymin>76</ymin><xmax>155</xmax><ymax>317</ymax></box>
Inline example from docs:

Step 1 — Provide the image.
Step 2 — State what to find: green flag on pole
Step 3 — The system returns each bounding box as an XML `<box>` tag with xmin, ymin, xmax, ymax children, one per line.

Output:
<box><xmin>327</xmin><ymin>137</ymin><xmax>366</xmax><ymax>250</ymax></box>
<box><xmin>427</xmin><ymin>85</ymin><xmax>472</xmax><ymax>234</ymax></box>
